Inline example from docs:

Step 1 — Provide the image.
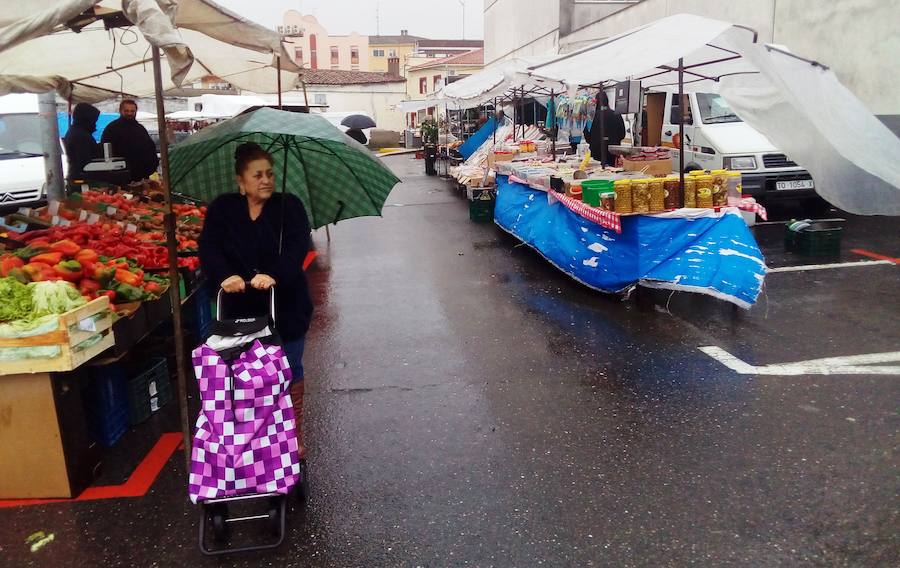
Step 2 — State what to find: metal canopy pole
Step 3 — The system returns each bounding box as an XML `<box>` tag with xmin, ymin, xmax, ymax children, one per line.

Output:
<box><xmin>678</xmin><ymin>57</ymin><xmax>685</xmax><ymax>191</ymax></box>
<box><xmin>152</xmin><ymin>46</ymin><xmax>192</xmax><ymax>476</ymax></box>
<box><xmin>492</xmin><ymin>97</ymin><xmax>497</xmax><ymax>146</ymax></box>
<box><xmin>549</xmin><ymin>89</ymin><xmax>556</xmax><ymax>158</ymax></box>
<box><xmin>276</xmin><ymin>57</ymin><xmax>283</xmax><ymax>109</ymax></box>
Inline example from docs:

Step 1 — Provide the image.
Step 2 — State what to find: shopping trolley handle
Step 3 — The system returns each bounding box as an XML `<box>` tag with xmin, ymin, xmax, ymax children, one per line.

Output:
<box><xmin>215</xmin><ymin>281</ymin><xmax>276</xmax><ymax>324</ymax></box>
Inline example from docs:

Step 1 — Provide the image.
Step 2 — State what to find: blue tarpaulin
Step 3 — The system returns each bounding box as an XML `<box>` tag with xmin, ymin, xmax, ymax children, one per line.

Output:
<box><xmin>493</xmin><ymin>175</ymin><xmax>767</xmax><ymax>308</ymax></box>
<box><xmin>458</xmin><ymin>117</ymin><xmax>496</xmax><ymax>160</ymax></box>
<box><xmin>57</xmin><ymin>112</ymin><xmax>118</xmax><ymax>142</ymax></box>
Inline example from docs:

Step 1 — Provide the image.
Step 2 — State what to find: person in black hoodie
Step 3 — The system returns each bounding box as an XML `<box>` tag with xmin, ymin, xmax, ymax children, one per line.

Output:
<box><xmin>100</xmin><ymin>99</ymin><xmax>159</xmax><ymax>181</ymax></box>
<box><xmin>63</xmin><ymin>103</ymin><xmax>101</xmax><ymax>180</ymax></box>
<box><xmin>199</xmin><ymin>142</ymin><xmax>314</xmax><ymax>458</ymax></box>
<box><xmin>345</xmin><ymin>127</ymin><xmax>368</xmax><ymax>146</ymax></box>
<box><xmin>585</xmin><ymin>91</ymin><xmax>625</xmax><ymax>167</ymax></box>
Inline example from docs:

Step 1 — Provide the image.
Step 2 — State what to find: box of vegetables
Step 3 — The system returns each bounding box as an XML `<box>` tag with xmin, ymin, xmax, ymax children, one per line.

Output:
<box><xmin>0</xmin><ymin>278</ymin><xmax>114</xmax><ymax>375</ymax></box>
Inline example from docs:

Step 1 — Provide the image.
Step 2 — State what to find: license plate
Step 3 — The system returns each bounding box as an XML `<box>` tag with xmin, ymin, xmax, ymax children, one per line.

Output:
<box><xmin>776</xmin><ymin>179</ymin><xmax>814</xmax><ymax>190</ymax></box>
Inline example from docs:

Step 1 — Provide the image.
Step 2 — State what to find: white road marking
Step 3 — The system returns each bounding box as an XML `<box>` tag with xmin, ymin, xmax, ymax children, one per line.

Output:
<box><xmin>766</xmin><ymin>260</ymin><xmax>893</xmax><ymax>273</ymax></box>
<box><xmin>699</xmin><ymin>346</ymin><xmax>900</xmax><ymax>376</ymax></box>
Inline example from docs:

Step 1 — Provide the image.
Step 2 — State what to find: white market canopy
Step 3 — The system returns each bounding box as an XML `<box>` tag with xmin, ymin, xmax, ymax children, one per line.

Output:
<box><xmin>525</xmin><ymin>13</ymin><xmax>900</xmax><ymax>216</ymax></box>
<box><xmin>0</xmin><ymin>0</ymin><xmax>301</xmax><ymax>103</ymax></box>
<box><xmin>439</xmin><ymin>55</ymin><xmax>559</xmax><ymax>110</ymax></box>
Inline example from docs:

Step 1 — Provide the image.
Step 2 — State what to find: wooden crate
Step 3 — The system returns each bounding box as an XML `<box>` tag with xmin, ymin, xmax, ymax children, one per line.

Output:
<box><xmin>0</xmin><ymin>297</ymin><xmax>115</xmax><ymax>375</ymax></box>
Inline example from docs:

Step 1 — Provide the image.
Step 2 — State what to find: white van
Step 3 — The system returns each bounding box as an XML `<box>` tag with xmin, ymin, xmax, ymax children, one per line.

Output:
<box><xmin>0</xmin><ymin>93</ymin><xmax>66</xmax><ymax>208</ymax></box>
<box><xmin>644</xmin><ymin>90</ymin><xmax>815</xmax><ymax>203</ymax></box>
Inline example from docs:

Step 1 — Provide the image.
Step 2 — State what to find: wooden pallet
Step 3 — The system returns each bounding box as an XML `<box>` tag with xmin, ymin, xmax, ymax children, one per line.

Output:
<box><xmin>0</xmin><ymin>297</ymin><xmax>115</xmax><ymax>375</ymax></box>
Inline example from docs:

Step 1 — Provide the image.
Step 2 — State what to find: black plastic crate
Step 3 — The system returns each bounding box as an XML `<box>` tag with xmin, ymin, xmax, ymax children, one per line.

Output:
<box><xmin>784</xmin><ymin>222</ymin><xmax>843</xmax><ymax>257</ymax></box>
<box><xmin>125</xmin><ymin>357</ymin><xmax>172</xmax><ymax>425</ymax></box>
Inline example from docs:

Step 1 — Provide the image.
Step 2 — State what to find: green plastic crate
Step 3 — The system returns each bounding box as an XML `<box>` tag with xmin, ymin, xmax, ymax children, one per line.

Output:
<box><xmin>784</xmin><ymin>223</ymin><xmax>842</xmax><ymax>257</ymax></box>
<box><xmin>469</xmin><ymin>198</ymin><xmax>495</xmax><ymax>222</ymax></box>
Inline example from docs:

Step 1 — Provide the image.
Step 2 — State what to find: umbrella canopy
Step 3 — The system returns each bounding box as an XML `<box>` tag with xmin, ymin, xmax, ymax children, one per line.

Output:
<box><xmin>169</xmin><ymin>108</ymin><xmax>400</xmax><ymax>228</ymax></box>
<box><xmin>340</xmin><ymin>114</ymin><xmax>377</xmax><ymax>129</ymax></box>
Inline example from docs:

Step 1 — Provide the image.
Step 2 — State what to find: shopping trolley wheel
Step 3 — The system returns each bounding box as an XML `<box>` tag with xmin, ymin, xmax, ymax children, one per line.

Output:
<box><xmin>296</xmin><ymin>459</ymin><xmax>309</xmax><ymax>504</ymax></box>
<box><xmin>266</xmin><ymin>499</ymin><xmax>283</xmax><ymax>536</ymax></box>
<box><xmin>209</xmin><ymin>504</ymin><xmax>230</xmax><ymax>543</ymax></box>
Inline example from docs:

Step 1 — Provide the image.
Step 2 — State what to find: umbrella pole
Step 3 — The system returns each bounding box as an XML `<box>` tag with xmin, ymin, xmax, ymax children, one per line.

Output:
<box><xmin>301</xmin><ymin>80</ymin><xmax>310</xmax><ymax>110</ymax></box>
<box><xmin>277</xmin><ymin>57</ymin><xmax>283</xmax><ymax>110</ymax></box>
<box><xmin>677</xmin><ymin>57</ymin><xmax>685</xmax><ymax>192</ymax></box>
<box><xmin>152</xmin><ymin>46</ymin><xmax>192</xmax><ymax>476</ymax></box>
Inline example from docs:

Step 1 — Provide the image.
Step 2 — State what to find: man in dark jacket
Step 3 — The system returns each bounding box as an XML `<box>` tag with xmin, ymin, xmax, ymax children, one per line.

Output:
<box><xmin>345</xmin><ymin>127</ymin><xmax>368</xmax><ymax>146</ymax></box>
<box><xmin>100</xmin><ymin>99</ymin><xmax>159</xmax><ymax>181</ymax></box>
<box><xmin>586</xmin><ymin>91</ymin><xmax>625</xmax><ymax>167</ymax></box>
<box><xmin>63</xmin><ymin>103</ymin><xmax>101</xmax><ymax>180</ymax></box>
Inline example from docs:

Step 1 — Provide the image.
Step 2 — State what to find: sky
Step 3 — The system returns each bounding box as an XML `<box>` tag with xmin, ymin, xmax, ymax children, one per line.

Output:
<box><xmin>217</xmin><ymin>0</ymin><xmax>484</xmax><ymax>39</ymax></box>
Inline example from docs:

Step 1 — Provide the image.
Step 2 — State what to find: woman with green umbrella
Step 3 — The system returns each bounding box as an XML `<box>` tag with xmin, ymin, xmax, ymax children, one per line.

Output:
<box><xmin>198</xmin><ymin>142</ymin><xmax>313</xmax><ymax>458</ymax></box>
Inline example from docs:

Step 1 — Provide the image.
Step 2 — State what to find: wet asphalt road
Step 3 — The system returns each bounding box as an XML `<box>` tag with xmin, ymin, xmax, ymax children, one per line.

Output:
<box><xmin>1</xmin><ymin>154</ymin><xmax>898</xmax><ymax>567</ymax></box>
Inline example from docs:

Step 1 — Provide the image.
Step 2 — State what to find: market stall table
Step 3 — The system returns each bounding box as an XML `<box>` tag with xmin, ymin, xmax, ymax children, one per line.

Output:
<box><xmin>493</xmin><ymin>174</ymin><xmax>767</xmax><ymax>308</ymax></box>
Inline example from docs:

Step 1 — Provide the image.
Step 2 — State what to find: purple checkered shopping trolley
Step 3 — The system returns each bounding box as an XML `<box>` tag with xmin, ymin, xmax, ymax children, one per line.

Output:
<box><xmin>190</xmin><ymin>285</ymin><xmax>308</xmax><ymax>555</ymax></box>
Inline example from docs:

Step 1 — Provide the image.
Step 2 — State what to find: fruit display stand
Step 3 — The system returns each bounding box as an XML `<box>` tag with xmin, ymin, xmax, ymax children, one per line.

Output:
<box><xmin>0</xmin><ymin>297</ymin><xmax>115</xmax><ymax>498</ymax></box>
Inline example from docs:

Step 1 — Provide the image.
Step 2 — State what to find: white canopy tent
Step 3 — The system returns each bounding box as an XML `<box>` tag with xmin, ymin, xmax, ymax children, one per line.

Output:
<box><xmin>0</xmin><ymin>0</ymin><xmax>301</xmax><ymax>103</ymax></box>
<box><xmin>440</xmin><ymin>55</ymin><xmax>559</xmax><ymax>110</ymax></box>
<box><xmin>525</xmin><ymin>13</ymin><xmax>900</xmax><ymax>216</ymax></box>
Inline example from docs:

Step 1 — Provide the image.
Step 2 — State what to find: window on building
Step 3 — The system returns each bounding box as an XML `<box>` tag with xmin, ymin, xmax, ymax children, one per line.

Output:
<box><xmin>331</xmin><ymin>46</ymin><xmax>339</xmax><ymax>66</ymax></box>
<box><xmin>309</xmin><ymin>34</ymin><xmax>317</xmax><ymax>69</ymax></box>
<box><xmin>419</xmin><ymin>77</ymin><xmax>427</xmax><ymax>94</ymax></box>
<box><xmin>350</xmin><ymin>46</ymin><xmax>359</xmax><ymax>65</ymax></box>
<box><xmin>277</xmin><ymin>26</ymin><xmax>284</xmax><ymax>34</ymax></box>
<box><xmin>433</xmin><ymin>75</ymin><xmax>442</xmax><ymax>89</ymax></box>
<box><xmin>294</xmin><ymin>47</ymin><xmax>303</xmax><ymax>65</ymax></box>
<box><xmin>314</xmin><ymin>94</ymin><xmax>327</xmax><ymax>105</ymax></box>
<box><xmin>373</xmin><ymin>49</ymin><xmax>384</xmax><ymax>57</ymax></box>
<box><xmin>389</xmin><ymin>49</ymin><xmax>397</xmax><ymax>57</ymax></box>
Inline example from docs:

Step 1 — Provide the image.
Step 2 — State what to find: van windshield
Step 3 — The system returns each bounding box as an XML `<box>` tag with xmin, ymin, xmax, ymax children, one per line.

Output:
<box><xmin>697</xmin><ymin>93</ymin><xmax>742</xmax><ymax>124</ymax></box>
<box><xmin>0</xmin><ymin>113</ymin><xmax>43</xmax><ymax>159</ymax></box>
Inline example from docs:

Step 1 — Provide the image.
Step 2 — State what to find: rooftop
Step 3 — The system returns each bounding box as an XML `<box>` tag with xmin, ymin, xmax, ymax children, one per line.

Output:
<box><xmin>300</xmin><ymin>69</ymin><xmax>406</xmax><ymax>85</ymax></box>
<box><xmin>418</xmin><ymin>39</ymin><xmax>484</xmax><ymax>48</ymax></box>
<box><xmin>409</xmin><ymin>48</ymin><xmax>484</xmax><ymax>71</ymax></box>
<box><xmin>370</xmin><ymin>34</ymin><xmax>427</xmax><ymax>45</ymax></box>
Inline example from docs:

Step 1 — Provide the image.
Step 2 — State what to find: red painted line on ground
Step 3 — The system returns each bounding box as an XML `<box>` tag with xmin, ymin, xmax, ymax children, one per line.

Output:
<box><xmin>303</xmin><ymin>250</ymin><xmax>317</xmax><ymax>271</ymax></box>
<box><xmin>850</xmin><ymin>249</ymin><xmax>900</xmax><ymax>264</ymax></box>
<box><xmin>0</xmin><ymin>433</ymin><xmax>182</xmax><ymax>509</ymax></box>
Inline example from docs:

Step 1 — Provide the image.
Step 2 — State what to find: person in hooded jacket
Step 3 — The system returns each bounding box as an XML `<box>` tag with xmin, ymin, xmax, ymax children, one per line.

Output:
<box><xmin>100</xmin><ymin>99</ymin><xmax>159</xmax><ymax>181</ymax></box>
<box><xmin>585</xmin><ymin>91</ymin><xmax>626</xmax><ymax>167</ymax></box>
<box><xmin>345</xmin><ymin>127</ymin><xmax>368</xmax><ymax>146</ymax></box>
<box><xmin>63</xmin><ymin>103</ymin><xmax>101</xmax><ymax>180</ymax></box>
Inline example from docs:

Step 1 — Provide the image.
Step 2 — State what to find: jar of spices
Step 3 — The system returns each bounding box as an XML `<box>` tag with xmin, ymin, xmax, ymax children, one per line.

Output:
<box><xmin>711</xmin><ymin>169</ymin><xmax>729</xmax><ymax>207</ymax></box>
<box><xmin>649</xmin><ymin>178</ymin><xmax>666</xmax><ymax>212</ymax></box>
<box><xmin>600</xmin><ymin>191</ymin><xmax>616</xmax><ymax>211</ymax></box>
<box><xmin>663</xmin><ymin>176</ymin><xmax>681</xmax><ymax>209</ymax></box>
<box><xmin>682</xmin><ymin>177</ymin><xmax>697</xmax><ymax>208</ymax></box>
<box><xmin>631</xmin><ymin>179</ymin><xmax>651</xmax><ymax>213</ymax></box>
<box><xmin>695</xmin><ymin>174</ymin><xmax>714</xmax><ymax>208</ymax></box>
<box><xmin>613</xmin><ymin>179</ymin><xmax>632</xmax><ymax>213</ymax></box>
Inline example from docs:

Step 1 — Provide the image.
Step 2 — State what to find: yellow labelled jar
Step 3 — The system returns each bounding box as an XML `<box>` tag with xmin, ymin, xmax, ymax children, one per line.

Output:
<box><xmin>649</xmin><ymin>178</ymin><xmax>666</xmax><ymax>212</ymax></box>
<box><xmin>663</xmin><ymin>176</ymin><xmax>681</xmax><ymax>209</ymax></box>
<box><xmin>613</xmin><ymin>179</ymin><xmax>632</xmax><ymax>213</ymax></box>
<box><xmin>695</xmin><ymin>174</ymin><xmax>714</xmax><ymax>208</ymax></box>
<box><xmin>711</xmin><ymin>169</ymin><xmax>729</xmax><ymax>207</ymax></box>
<box><xmin>682</xmin><ymin>177</ymin><xmax>697</xmax><ymax>208</ymax></box>
<box><xmin>631</xmin><ymin>179</ymin><xmax>651</xmax><ymax>213</ymax></box>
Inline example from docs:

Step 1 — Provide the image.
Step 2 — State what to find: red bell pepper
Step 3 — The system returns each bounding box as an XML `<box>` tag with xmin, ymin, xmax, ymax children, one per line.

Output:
<box><xmin>0</xmin><ymin>254</ymin><xmax>24</xmax><ymax>277</ymax></box>
<box><xmin>22</xmin><ymin>262</ymin><xmax>59</xmax><ymax>282</ymax></box>
<box><xmin>75</xmin><ymin>248</ymin><xmax>99</xmax><ymax>264</ymax></box>
<box><xmin>114</xmin><ymin>268</ymin><xmax>143</xmax><ymax>287</ymax></box>
<box><xmin>78</xmin><ymin>278</ymin><xmax>101</xmax><ymax>296</ymax></box>
<box><xmin>49</xmin><ymin>239</ymin><xmax>81</xmax><ymax>257</ymax></box>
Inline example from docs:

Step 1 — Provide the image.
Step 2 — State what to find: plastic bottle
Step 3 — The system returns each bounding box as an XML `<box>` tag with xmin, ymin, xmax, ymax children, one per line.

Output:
<box><xmin>727</xmin><ymin>171</ymin><xmax>743</xmax><ymax>206</ymax></box>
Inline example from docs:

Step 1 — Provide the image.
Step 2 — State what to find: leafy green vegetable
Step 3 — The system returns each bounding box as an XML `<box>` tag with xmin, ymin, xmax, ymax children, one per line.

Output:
<box><xmin>28</xmin><ymin>281</ymin><xmax>86</xmax><ymax>317</ymax></box>
<box><xmin>0</xmin><ymin>277</ymin><xmax>34</xmax><ymax>322</ymax></box>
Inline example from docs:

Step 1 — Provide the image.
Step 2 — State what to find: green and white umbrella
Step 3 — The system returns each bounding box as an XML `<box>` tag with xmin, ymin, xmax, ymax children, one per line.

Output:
<box><xmin>169</xmin><ymin>107</ymin><xmax>400</xmax><ymax>228</ymax></box>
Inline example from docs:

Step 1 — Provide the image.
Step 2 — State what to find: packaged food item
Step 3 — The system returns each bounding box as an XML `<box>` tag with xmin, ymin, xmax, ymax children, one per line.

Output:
<box><xmin>711</xmin><ymin>169</ymin><xmax>729</xmax><ymax>207</ymax></box>
<box><xmin>613</xmin><ymin>179</ymin><xmax>632</xmax><ymax>213</ymax></box>
<box><xmin>649</xmin><ymin>178</ymin><xmax>666</xmax><ymax>212</ymax></box>
<box><xmin>695</xmin><ymin>174</ymin><xmax>714</xmax><ymax>208</ymax></box>
<box><xmin>727</xmin><ymin>171</ymin><xmax>743</xmax><ymax>205</ymax></box>
<box><xmin>631</xmin><ymin>179</ymin><xmax>651</xmax><ymax>213</ymax></box>
<box><xmin>663</xmin><ymin>176</ymin><xmax>681</xmax><ymax>209</ymax></box>
<box><xmin>682</xmin><ymin>177</ymin><xmax>697</xmax><ymax>208</ymax></box>
<box><xmin>600</xmin><ymin>191</ymin><xmax>616</xmax><ymax>211</ymax></box>
<box><xmin>566</xmin><ymin>183</ymin><xmax>583</xmax><ymax>201</ymax></box>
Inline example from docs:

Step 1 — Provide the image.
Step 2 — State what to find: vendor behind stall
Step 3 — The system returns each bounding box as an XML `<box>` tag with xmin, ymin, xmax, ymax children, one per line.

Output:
<box><xmin>63</xmin><ymin>102</ymin><xmax>100</xmax><ymax>180</ymax></box>
<box><xmin>586</xmin><ymin>91</ymin><xmax>625</xmax><ymax>166</ymax></box>
<box><xmin>100</xmin><ymin>99</ymin><xmax>159</xmax><ymax>182</ymax></box>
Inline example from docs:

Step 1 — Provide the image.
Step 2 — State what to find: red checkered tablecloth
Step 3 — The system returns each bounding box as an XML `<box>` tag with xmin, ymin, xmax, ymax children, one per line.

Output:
<box><xmin>553</xmin><ymin>192</ymin><xmax>622</xmax><ymax>233</ymax></box>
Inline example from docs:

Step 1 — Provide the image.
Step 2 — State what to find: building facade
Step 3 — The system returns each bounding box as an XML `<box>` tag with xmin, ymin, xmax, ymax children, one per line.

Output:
<box><xmin>404</xmin><ymin>48</ymin><xmax>484</xmax><ymax>126</ymax></box>
<box><xmin>300</xmin><ymin>69</ymin><xmax>407</xmax><ymax>133</ymax></box>
<box><xmin>483</xmin><ymin>0</ymin><xmax>900</xmax><ymax>125</ymax></box>
<box><xmin>368</xmin><ymin>31</ymin><xmax>423</xmax><ymax>73</ymax></box>
<box><xmin>279</xmin><ymin>12</ymin><xmax>369</xmax><ymax>71</ymax></box>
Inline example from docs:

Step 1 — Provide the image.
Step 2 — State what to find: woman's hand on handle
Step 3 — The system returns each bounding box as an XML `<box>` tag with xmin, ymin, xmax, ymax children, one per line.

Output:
<box><xmin>221</xmin><ymin>275</ymin><xmax>246</xmax><ymax>293</ymax></box>
<box><xmin>250</xmin><ymin>273</ymin><xmax>276</xmax><ymax>290</ymax></box>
